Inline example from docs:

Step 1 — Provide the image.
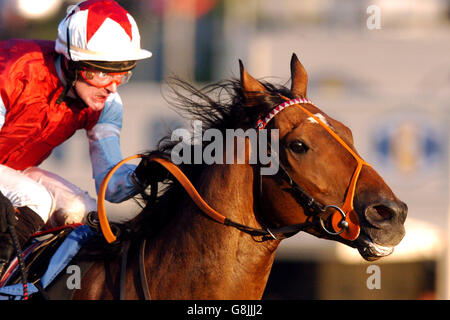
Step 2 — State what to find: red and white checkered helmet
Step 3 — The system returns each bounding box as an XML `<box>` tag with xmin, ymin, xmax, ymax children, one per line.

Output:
<box><xmin>55</xmin><ymin>0</ymin><xmax>152</xmax><ymax>62</ymax></box>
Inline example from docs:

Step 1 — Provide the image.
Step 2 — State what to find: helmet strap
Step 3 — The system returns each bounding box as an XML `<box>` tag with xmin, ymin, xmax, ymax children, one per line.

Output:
<box><xmin>56</xmin><ymin>59</ymin><xmax>85</xmax><ymax>106</ymax></box>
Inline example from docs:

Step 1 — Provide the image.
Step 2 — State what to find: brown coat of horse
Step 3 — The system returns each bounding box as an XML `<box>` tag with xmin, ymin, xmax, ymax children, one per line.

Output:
<box><xmin>73</xmin><ymin>54</ymin><xmax>407</xmax><ymax>299</ymax></box>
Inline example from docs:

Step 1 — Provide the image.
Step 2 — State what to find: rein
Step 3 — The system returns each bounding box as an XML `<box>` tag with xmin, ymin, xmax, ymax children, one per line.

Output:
<box><xmin>97</xmin><ymin>98</ymin><xmax>370</xmax><ymax>244</ymax></box>
<box><xmin>97</xmin><ymin>154</ymin><xmax>311</xmax><ymax>244</ymax></box>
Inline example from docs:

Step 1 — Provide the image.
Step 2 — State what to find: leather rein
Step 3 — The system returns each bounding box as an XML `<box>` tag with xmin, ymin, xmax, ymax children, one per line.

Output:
<box><xmin>97</xmin><ymin>154</ymin><xmax>312</xmax><ymax>244</ymax></box>
<box><xmin>97</xmin><ymin>97</ymin><xmax>370</xmax><ymax>244</ymax></box>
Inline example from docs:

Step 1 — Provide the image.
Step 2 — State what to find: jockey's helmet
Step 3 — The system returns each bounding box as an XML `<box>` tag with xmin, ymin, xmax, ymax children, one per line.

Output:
<box><xmin>55</xmin><ymin>0</ymin><xmax>151</xmax><ymax>66</ymax></box>
<box><xmin>54</xmin><ymin>0</ymin><xmax>151</xmax><ymax>103</ymax></box>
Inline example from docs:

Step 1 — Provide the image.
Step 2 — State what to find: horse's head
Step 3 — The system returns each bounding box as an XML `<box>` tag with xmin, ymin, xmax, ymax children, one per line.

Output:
<box><xmin>240</xmin><ymin>54</ymin><xmax>407</xmax><ymax>261</ymax></box>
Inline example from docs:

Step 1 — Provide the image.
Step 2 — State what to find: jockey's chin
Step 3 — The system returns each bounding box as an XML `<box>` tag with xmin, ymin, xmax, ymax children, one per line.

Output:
<box><xmin>75</xmin><ymin>79</ymin><xmax>117</xmax><ymax>112</ymax></box>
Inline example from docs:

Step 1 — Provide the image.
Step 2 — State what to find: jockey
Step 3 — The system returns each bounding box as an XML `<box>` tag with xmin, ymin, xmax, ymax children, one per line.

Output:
<box><xmin>0</xmin><ymin>0</ymin><xmax>153</xmax><ymax>276</ymax></box>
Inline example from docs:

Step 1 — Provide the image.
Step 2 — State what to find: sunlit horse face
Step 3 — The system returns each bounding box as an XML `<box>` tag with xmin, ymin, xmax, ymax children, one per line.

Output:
<box><xmin>242</xmin><ymin>54</ymin><xmax>407</xmax><ymax>261</ymax></box>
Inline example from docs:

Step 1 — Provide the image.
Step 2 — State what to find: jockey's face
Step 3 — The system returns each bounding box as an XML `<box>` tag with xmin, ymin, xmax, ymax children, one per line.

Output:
<box><xmin>75</xmin><ymin>75</ymin><xmax>118</xmax><ymax>111</ymax></box>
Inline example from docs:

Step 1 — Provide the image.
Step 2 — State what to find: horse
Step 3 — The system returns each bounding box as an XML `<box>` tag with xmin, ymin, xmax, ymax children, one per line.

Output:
<box><xmin>47</xmin><ymin>53</ymin><xmax>407</xmax><ymax>300</ymax></box>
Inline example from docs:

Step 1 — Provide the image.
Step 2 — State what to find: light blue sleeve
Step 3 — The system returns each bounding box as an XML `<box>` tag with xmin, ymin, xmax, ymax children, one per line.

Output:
<box><xmin>87</xmin><ymin>93</ymin><xmax>138</xmax><ymax>203</ymax></box>
<box><xmin>0</xmin><ymin>96</ymin><xmax>6</xmax><ymax>130</ymax></box>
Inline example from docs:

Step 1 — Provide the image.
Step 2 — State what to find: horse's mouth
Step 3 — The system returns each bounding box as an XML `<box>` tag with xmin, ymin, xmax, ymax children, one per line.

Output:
<box><xmin>315</xmin><ymin>214</ymin><xmax>394</xmax><ymax>261</ymax></box>
<box><xmin>355</xmin><ymin>233</ymin><xmax>394</xmax><ymax>261</ymax></box>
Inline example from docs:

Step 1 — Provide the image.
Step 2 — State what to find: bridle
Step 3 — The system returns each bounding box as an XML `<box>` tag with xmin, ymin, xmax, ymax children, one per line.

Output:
<box><xmin>96</xmin><ymin>98</ymin><xmax>370</xmax><ymax>244</ymax></box>
<box><xmin>255</xmin><ymin>97</ymin><xmax>372</xmax><ymax>241</ymax></box>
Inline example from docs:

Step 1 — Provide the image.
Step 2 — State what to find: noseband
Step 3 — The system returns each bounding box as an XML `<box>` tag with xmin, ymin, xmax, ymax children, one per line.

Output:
<box><xmin>256</xmin><ymin>97</ymin><xmax>372</xmax><ymax>241</ymax></box>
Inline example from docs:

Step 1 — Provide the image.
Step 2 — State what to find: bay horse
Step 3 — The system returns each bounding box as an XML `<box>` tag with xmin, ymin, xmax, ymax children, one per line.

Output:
<box><xmin>53</xmin><ymin>54</ymin><xmax>406</xmax><ymax>299</ymax></box>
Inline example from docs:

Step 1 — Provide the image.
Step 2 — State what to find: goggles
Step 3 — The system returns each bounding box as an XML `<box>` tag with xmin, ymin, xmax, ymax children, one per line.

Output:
<box><xmin>79</xmin><ymin>68</ymin><xmax>132</xmax><ymax>88</ymax></box>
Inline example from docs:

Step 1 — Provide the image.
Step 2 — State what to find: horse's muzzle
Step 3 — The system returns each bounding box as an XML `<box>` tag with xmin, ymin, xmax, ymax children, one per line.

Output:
<box><xmin>355</xmin><ymin>198</ymin><xmax>407</xmax><ymax>260</ymax></box>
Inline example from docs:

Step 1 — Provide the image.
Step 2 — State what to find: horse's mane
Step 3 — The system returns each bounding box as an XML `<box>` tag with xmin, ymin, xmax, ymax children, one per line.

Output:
<box><xmin>82</xmin><ymin>76</ymin><xmax>295</xmax><ymax>255</ymax></box>
<box><xmin>159</xmin><ymin>76</ymin><xmax>294</xmax><ymax>149</ymax></box>
<box><xmin>134</xmin><ymin>77</ymin><xmax>295</xmax><ymax>235</ymax></box>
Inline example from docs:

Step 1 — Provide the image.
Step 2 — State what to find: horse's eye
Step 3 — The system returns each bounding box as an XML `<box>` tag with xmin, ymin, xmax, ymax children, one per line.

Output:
<box><xmin>289</xmin><ymin>140</ymin><xmax>309</xmax><ymax>154</ymax></box>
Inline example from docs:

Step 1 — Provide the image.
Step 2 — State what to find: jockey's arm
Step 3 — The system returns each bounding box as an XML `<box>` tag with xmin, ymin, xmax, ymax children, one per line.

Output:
<box><xmin>0</xmin><ymin>97</ymin><xmax>5</xmax><ymax>130</ymax></box>
<box><xmin>87</xmin><ymin>93</ymin><xmax>138</xmax><ymax>203</ymax></box>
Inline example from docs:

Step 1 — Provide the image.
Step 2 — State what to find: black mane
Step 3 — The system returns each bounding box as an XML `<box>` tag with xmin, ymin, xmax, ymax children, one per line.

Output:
<box><xmin>133</xmin><ymin>76</ymin><xmax>295</xmax><ymax>238</ymax></box>
<box><xmin>158</xmin><ymin>76</ymin><xmax>293</xmax><ymax>149</ymax></box>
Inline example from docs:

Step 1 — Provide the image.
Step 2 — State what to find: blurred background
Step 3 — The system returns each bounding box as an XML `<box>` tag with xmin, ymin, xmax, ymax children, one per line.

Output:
<box><xmin>1</xmin><ymin>0</ymin><xmax>448</xmax><ymax>299</ymax></box>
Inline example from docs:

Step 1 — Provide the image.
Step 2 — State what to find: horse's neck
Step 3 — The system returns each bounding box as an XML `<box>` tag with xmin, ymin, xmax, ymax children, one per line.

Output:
<box><xmin>147</xmin><ymin>164</ymin><xmax>280</xmax><ymax>299</ymax></box>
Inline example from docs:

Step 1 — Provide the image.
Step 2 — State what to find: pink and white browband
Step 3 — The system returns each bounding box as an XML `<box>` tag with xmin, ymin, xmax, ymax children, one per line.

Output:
<box><xmin>256</xmin><ymin>97</ymin><xmax>314</xmax><ymax>130</ymax></box>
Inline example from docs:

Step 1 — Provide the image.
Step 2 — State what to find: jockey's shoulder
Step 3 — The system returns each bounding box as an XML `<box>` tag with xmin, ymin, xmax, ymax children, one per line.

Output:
<box><xmin>0</xmin><ymin>39</ymin><xmax>58</xmax><ymax>82</ymax></box>
<box><xmin>0</xmin><ymin>39</ymin><xmax>56</xmax><ymax>58</ymax></box>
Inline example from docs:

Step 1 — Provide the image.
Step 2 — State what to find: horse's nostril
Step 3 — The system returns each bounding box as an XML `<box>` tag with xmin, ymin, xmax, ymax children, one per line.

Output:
<box><xmin>365</xmin><ymin>204</ymin><xmax>395</xmax><ymax>225</ymax></box>
<box><xmin>373</xmin><ymin>205</ymin><xmax>393</xmax><ymax>220</ymax></box>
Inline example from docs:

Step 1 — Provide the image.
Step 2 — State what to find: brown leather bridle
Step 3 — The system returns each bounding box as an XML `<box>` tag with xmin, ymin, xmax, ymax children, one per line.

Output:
<box><xmin>255</xmin><ymin>97</ymin><xmax>372</xmax><ymax>241</ymax></box>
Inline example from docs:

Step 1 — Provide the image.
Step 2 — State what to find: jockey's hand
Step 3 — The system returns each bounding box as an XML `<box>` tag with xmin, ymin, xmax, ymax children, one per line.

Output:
<box><xmin>133</xmin><ymin>156</ymin><xmax>169</xmax><ymax>189</ymax></box>
<box><xmin>0</xmin><ymin>192</ymin><xmax>16</xmax><ymax>233</ymax></box>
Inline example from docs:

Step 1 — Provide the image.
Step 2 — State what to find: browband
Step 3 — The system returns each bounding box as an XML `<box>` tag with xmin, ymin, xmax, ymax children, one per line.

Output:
<box><xmin>256</xmin><ymin>97</ymin><xmax>313</xmax><ymax>130</ymax></box>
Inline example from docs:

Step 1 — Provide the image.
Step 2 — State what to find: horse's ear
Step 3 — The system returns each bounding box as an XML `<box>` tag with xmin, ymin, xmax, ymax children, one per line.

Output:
<box><xmin>239</xmin><ymin>59</ymin><xmax>267</xmax><ymax>107</ymax></box>
<box><xmin>290</xmin><ymin>53</ymin><xmax>308</xmax><ymax>98</ymax></box>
